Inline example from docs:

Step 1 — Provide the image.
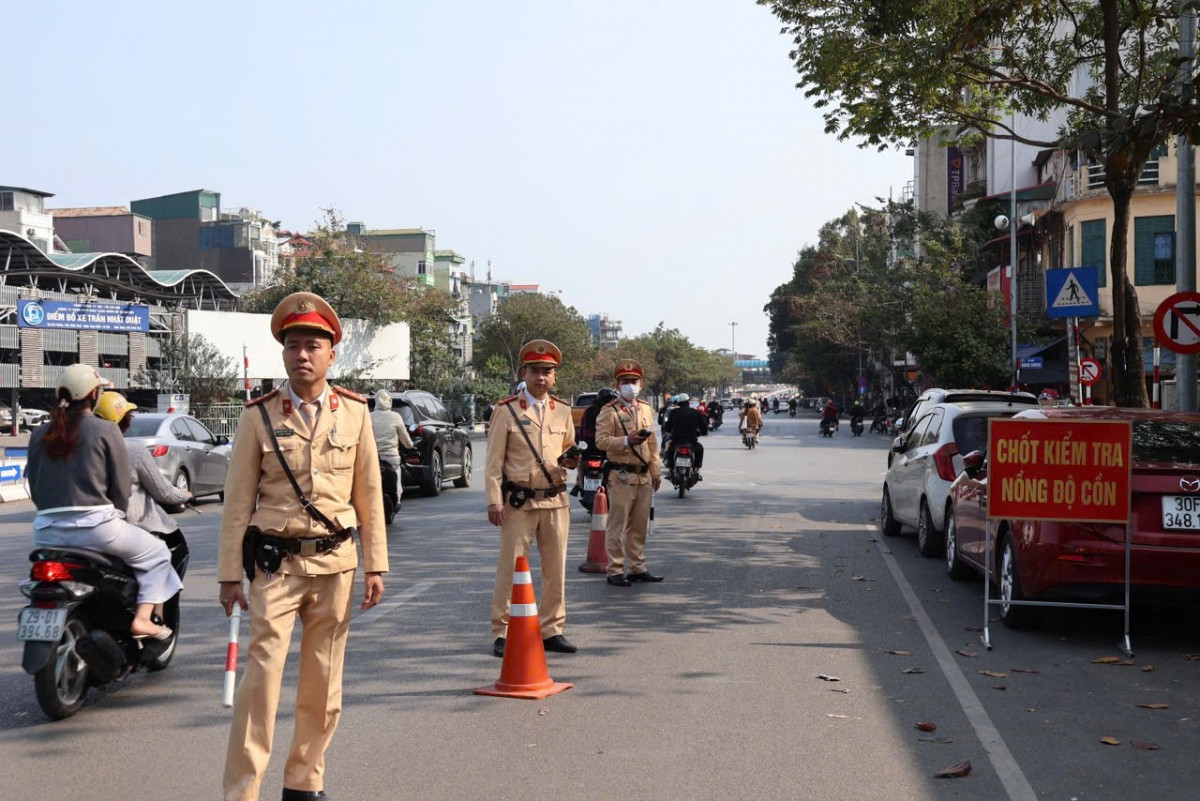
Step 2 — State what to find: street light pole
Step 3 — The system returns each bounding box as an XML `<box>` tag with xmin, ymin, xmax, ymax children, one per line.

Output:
<box><xmin>729</xmin><ymin>321</ymin><xmax>738</xmax><ymax>359</ymax></box>
<box><xmin>1010</xmin><ymin>109</ymin><xmax>1020</xmax><ymax>391</ymax></box>
<box><xmin>1178</xmin><ymin>9</ymin><xmax>1197</xmax><ymax>412</ymax></box>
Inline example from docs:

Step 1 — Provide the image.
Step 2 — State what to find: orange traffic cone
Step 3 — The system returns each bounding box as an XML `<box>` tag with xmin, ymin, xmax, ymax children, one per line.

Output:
<box><xmin>475</xmin><ymin>556</ymin><xmax>574</xmax><ymax>700</ymax></box>
<box><xmin>578</xmin><ymin>486</ymin><xmax>608</xmax><ymax>573</ymax></box>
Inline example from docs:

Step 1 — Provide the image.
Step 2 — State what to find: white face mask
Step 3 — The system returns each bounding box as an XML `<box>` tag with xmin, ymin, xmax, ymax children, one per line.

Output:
<box><xmin>619</xmin><ymin>382</ymin><xmax>640</xmax><ymax>400</ymax></box>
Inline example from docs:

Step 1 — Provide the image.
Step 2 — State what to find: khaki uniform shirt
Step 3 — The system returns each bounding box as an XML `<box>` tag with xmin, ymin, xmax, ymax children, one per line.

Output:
<box><xmin>595</xmin><ymin>399</ymin><xmax>661</xmax><ymax>483</ymax></box>
<box><xmin>217</xmin><ymin>384</ymin><xmax>389</xmax><ymax>582</ymax></box>
<box><xmin>484</xmin><ymin>394</ymin><xmax>575</xmax><ymax>509</ymax></box>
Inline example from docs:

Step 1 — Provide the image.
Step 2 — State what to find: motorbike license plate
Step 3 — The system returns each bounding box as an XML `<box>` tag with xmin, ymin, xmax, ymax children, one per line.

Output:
<box><xmin>676</xmin><ymin>457</ymin><xmax>693</xmax><ymax>468</ymax></box>
<box><xmin>583</xmin><ymin>477</ymin><xmax>602</xmax><ymax>492</ymax></box>
<box><xmin>17</xmin><ymin>607</ymin><xmax>68</xmax><ymax>642</ymax></box>
<box><xmin>1162</xmin><ymin>496</ymin><xmax>1200</xmax><ymax>530</ymax></box>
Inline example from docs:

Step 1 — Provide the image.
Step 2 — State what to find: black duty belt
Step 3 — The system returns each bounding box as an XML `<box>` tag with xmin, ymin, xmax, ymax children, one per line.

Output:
<box><xmin>607</xmin><ymin>462</ymin><xmax>649</xmax><ymax>475</ymax></box>
<box><xmin>504</xmin><ymin>481</ymin><xmax>567</xmax><ymax>500</ymax></box>
<box><xmin>261</xmin><ymin>530</ymin><xmax>353</xmax><ymax>557</ymax></box>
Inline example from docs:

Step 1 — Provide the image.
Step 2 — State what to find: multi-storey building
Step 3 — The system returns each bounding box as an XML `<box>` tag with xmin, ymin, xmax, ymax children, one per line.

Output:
<box><xmin>51</xmin><ymin>207</ymin><xmax>153</xmax><ymax>262</ymax></box>
<box><xmin>0</xmin><ymin>186</ymin><xmax>60</xmax><ymax>255</ymax></box>
<box><xmin>587</xmin><ymin>313</ymin><xmax>622</xmax><ymax>349</ymax></box>
<box><xmin>349</xmin><ymin>224</ymin><xmax>436</xmax><ymax>285</ymax></box>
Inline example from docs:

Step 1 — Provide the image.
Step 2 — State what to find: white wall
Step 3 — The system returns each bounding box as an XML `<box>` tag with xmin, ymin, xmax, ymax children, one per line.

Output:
<box><xmin>988</xmin><ymin>109</ymin><xmax>1066</xmax><ymax>194</ymax></box>
<box><xmin>187</xmin><ymin>310</ymin><xmax>410</xmax><ymax>381</ymax></box>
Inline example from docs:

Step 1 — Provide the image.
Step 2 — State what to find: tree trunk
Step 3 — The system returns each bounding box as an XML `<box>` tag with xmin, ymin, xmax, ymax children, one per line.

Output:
<box><xmin>1105</xmin><ymin>172</ymin><xmax>1150</xmax><ymax>408</ymax></box>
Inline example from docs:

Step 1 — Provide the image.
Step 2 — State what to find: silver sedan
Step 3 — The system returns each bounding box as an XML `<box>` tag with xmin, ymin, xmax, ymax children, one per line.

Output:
<box><xmin>123</xmin><ymin>413</ymin><xmax>232</xmax><ymax>499</ymax></box>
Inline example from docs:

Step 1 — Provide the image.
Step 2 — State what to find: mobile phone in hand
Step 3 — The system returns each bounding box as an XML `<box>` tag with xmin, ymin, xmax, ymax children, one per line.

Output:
<box><xmin>558</xmin><ymin>445</ymin><xmax>581</xmax><ymax>465</ymax></box>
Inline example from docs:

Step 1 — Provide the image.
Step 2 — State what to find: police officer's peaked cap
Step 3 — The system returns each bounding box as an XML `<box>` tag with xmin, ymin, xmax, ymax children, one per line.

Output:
<box><xmin>613</xmin><ymin>358</ymin><xmax>644</xmax><ymax>381</ymax></box>
<box><xmin>519</xmin><ymin>339</ymin><xmax>562</xmax><ymax>367</ymax></box>
<box><xmin>271</xmin><ymin>292</ymin><xmax>342</xmax><ymax>345</ymax></box>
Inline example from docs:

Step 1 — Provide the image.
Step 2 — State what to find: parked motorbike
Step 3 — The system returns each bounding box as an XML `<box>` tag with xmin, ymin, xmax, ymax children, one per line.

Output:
<box><xmin>668</xmin><ymin>442</ymin><xmax>700</xmax><ymax>498</ymax></box>
<box><xmin>18</xmin><ymin>529</ymin><xmax>190</xmax><ymax>720</ymax></box>
<box><xmin>820</xmin><ymin>418</ymin><xmax>838</xmax><ymax>437</ymax></box>
<box><xmin>379</xmin><ymin>459</ymin><xmax>402</xmax><ymax>525</ymax></box>
<box><xmin>577</xmin><ymin>449</ymin><xmax>607</xmax><ymax>514</ymax></box>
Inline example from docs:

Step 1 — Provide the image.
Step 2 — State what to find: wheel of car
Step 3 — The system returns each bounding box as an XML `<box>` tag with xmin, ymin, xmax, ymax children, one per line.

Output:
<box><xmin>880</xmin><ymin>486</ymin><xmax>901</xmax><ymax>537</ymax></box>
<box><xmin>944</xmin><ymin>507</ymin><xmax>972</xmax><ymax>580</ymax></box>
<box><xmin>916</xmin><ymin>499</ymin><xmax>943</xmax><ymax>558</ymax></box>
<box><xmin>453</xmin><ymin>446</ymin><xmax>472</xmax><ymax>488</ymax></box>
<box><xmin>422</xmin><ymin>450</ymin><xmax>443</xmax><ymax>497</ymax></box>
<box><xmin>173</xmin><ymin>469</ymin><xmax>190</xmax><ymax>494</ymax></box>
<box><xmin>999</xmin><ymin>535</ymin><xmax>1038</xmax><ymax>629</ymax></box>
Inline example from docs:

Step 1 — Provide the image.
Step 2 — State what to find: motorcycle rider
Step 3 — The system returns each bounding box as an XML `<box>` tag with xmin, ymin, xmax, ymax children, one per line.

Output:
<box><xmin>772</xmin><ymin>397</ymin><xmax>780</xmax><ymax>414</ymax></box>
<box><xmin>739</xmin><ymin>398</ymin><xmax>763</xmax><ymax>437</ymax></box>
<box><xmin>850</xmin><ymin>399</ymin><xmax>865</xmax><ymax>430</ymax></box>
<box><xmin>662</xmin><ymin>393</ymin><xmax>705</xmax><ymax>479</ymax></box>
<box><xmin>788</xmin><ymin>396</ymin><xmax>798</xmax><ymax>416</ymax></box>
<box><xmin>707</xmin><ymin>400</ymin><xmax>724</xmax><ymax>429</ymax></box>
<box><xmin>26</xmin><ymin>364</ymin><xmax>182</xmax><ymax>640</ymax></box>
<box><xmin>821</xmin><ymin>398</ymin><xmax>840</xmax><ymax>432</ymax></box>
<box><xmin>371</xmin><ymin>388</ymin><xmax>415</xmax><ymax>514</ymax></box>
<box><xmin>572</xmin><ymin>387</ymin><xmax>617</xmax><ymax>495</ymax></box>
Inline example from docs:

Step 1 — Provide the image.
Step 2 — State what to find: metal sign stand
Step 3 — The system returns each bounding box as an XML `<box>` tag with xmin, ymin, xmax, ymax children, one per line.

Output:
<box><xmin>982</xmin><ymin>521</ymin><xmax>1133</xmax><ymax>656</ymax></box>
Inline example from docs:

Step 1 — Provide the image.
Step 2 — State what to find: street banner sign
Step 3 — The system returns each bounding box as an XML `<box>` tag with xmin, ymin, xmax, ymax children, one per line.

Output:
<box><xmin>987</xmin><ymin>418</ymin><xmax>1132</xmax><ymax>524</ymax></box>
<box><xmin>1046</xmin><ymin>267</ymin><xmax>1099</xmax><ymax>319</ymax></box>
<box><xmin>1079</xmin><ymin>357</ymin><xmax>1102</xmax><ymax>386</ymax></box>
<box><xmin>1152</xmin><ymin>290</ymin><xmax>1200</xmax><ymax>355</ymax></box>
<box><xmin>1019</xmin><ymin>356</ymin><xmax>1043</xmax><ymax>370</ymax></box>
<box><xmin>17</xmin><ymin>299</ymin><xmax>150</xmax><ymax>333</ymax></box>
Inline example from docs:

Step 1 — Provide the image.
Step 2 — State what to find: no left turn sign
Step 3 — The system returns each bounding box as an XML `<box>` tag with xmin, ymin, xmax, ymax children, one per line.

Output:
<box><xmin>1153</xmin><ymin>291</ymin><xmax>1200</xmax><ymax>355</ymax></box>
<box><xmin>1079</xmin><ymin>357</ymin><xmax>1102</xmax><ymax>386</ymax></box>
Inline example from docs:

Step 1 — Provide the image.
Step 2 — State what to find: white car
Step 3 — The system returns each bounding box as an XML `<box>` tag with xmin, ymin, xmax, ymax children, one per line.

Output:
<box><xmin>880</xmin><ymin>399</ymin><xmax>1031</xmax><ymax>558</ymax></box>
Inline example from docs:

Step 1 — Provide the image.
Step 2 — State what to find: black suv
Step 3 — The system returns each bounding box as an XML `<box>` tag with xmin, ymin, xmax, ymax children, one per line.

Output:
<box><xmin>373</xmin><ymin>390</ymin><xmax>473</xmax><ymax>497</ymax></box>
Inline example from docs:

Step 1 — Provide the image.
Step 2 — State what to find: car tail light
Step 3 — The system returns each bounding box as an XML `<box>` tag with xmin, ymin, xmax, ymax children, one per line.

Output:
<box><xmin>933</xmin><ymin>443</ymin><xmax>959</xmax><ymax>482</ymax></box>
<box><xmin>414</xmin><ymin>425</ymin><xmax>426</xmax><ymax>437</ymax></box>
<box><xmin>149</xmin><ymin>445</ymin><xmax>169</xmax><ymax>457</ymax></box>
<box><xmin>404</xmin><ymin>451</ymin><xmax>423</xmax><ymax>466</ymax></box>
<box><xmin>31</xmin><ymin>561</ymin><xmax>82</xmax><ymax>582</ymax></box>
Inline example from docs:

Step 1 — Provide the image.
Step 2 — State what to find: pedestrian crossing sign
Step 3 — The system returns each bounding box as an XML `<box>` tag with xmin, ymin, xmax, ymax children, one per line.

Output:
<box><xmin>1045</xmin><ymin>267</ymin><xmax>1099</xmax><ymax>319</ymax></box>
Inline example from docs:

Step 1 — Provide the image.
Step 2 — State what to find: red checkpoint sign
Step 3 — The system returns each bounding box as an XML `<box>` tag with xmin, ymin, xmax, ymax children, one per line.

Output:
<box><xmin>1153</xmin><ymin>291</ymin><xmax>1200</xmax><ymax>355</ymax></box>
<box><xmin>987</xmin><ymin>418</ymin><xmax>1132</xmax><ymax>524</ymax></box>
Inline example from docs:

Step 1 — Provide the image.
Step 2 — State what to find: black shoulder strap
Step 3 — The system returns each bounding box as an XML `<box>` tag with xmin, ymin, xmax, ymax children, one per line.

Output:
<box><xmin>257</xmin><ymin>403</ymin><xmax>340</xmax><ymax>535</ymax></box>
<box><xmin>504</xmin><ymin>401</ymin><xmax>557</xmax><ymax>486</ymax></box>
<box><xmin>614</xmin><ymin>403</ymin><xmax>651</xmax><ymax>469</ymax></box>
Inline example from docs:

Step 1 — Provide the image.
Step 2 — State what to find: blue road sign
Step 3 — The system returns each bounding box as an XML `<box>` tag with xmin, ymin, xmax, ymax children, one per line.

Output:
<box><xmin>0</xmin><ymin>464</ymin><xmax>22</xmax><ymax>483</ymax></box>
<box><xmin>1045</xmin><ymin>267</ymin><xmax>1099</xmax><ymax>319</ymax></box>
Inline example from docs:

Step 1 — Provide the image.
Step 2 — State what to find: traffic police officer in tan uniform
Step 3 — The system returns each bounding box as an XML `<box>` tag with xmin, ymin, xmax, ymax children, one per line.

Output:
<box><xmin>486</xmin><ymin>339</ymin><xmax>580</xmax><ymax>657</ymax></box>
<box><xmin>596</xmin><ymin>358</ymin><xmax>664</xmax><ymax>586</ymax></box>
<box><xmin>218</xmin><ymin>292</ymin><xmax>387</xmax><ymax>801</ymax></box>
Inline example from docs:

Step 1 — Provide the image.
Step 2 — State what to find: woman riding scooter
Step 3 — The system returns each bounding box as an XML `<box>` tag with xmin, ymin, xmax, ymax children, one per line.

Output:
<box><xmin>26</xmin><ymin>365</ymin><xmax>182</xmax><ymax>641</ymax></box>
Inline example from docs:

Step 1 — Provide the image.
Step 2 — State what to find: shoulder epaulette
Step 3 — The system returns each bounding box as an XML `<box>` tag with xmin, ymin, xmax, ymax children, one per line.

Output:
<box><xmin>332</xmin><ymin>385</ymin><xmax>367</xmax><ymax>403</ymax></box>
<box><xmin>604</xmin><ymin>399</ymin><xmax>621</xmax><ymax>407</ymax></box>
<box><xmin>637</xmin><ymin>399</ymin><xmax>652</xmax><ymax>406</ymax></box>
<box><xmin>497</xmin><ymin>395</ymin><xmax>518</xmax><ymax>405</ymax></box>
<box><xmin>551</xmin><ymin>394</ymin><xmax>567</xmax><ymax>405</ymax></box>
<box><xmin>244</xmin><ymin>388</ymin><xmax>280</xmax><ymax>408</ymax></box>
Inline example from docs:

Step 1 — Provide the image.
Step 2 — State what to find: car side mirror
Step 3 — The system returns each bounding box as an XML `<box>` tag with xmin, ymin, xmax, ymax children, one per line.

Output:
<box><xmin>454</xmin><ymin>415</ymin><xmax>467</xmax><ymax>426</ymax></box>
<box><xmin>215</xmin><ymin>435</ymin><xmax>230</xmax><ymax>446</ymax></box>
<box><xmin>895</xmin><ymin>417</ymin><xmax>905</xmax><ymax>430</ymax></box>
<box><xmin>961</xmin><ymin>450</ymin><xmax>985</xmax><ymax>476</ymax></box>
<box><xmin>891</xmin><ymin>436</ymin><xmax>905</xmax><ymax>453</ymax></box>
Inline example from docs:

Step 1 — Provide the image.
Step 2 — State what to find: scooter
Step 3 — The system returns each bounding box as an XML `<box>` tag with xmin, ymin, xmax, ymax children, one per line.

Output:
<box><xmin>741</xmin><ymin>428</ymin><xmax>759</xmax><ymax>449</ymax></box>
<box><xmin>789</xmin><ymin>405</ymin><xmax>797</xmax><ymax>418</ymax></box>
<box><xmin>850</xmin><ymin>418</ymin><xmax>864</xmax><ymax>436</ymax></box>
<box><xmin>379</xmin><ymin>459</ymin><xmax>402</xmax><ymax>525</ymax></box>
<box><xmin>820</xmin><ymin>418</ymin><xmax>838</xmax><ymax>437</ymax></box>
<box><xmin>577</xmin><ymin>449</ymin><xmax>607</xmax><ymax>514</ymax></box>
<box><xmin>668</xmin><ymin>442</ymin><xmax>700</xmax><ymax>498</ymax></box>
<box><xmin>18</xmin><ymin>529</ymin><xmax>190</xmax><ymax>720</ymax></box>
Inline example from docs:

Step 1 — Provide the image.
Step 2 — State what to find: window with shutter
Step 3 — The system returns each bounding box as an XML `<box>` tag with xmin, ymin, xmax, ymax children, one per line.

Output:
<box><xmin>1133</xmin><ymin>216</ymin><xmax>1175</xmax><ymax>285</ymax></box>
<box><xmin>1080</xmin><ymin>219</ymin><xmax>1107</xmax><ymax>287</ymax></box>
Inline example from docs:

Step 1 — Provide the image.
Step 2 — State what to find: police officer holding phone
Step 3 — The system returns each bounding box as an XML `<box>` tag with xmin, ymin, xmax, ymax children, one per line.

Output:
<box><xmin>485</xmin><ymin>340</ymin><xmax>580</xmax><ymax>657</ymax></box>
<box><xmin>596</xmin><ymin>358</ymin><xmax>663</xmax><ymax>586</ymax></box>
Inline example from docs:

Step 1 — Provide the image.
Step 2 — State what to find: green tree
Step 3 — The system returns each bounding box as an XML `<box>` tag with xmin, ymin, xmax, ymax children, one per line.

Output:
<box><xmin>758</xmin><ymin>0</ymin><xmax>1188</xmax><ymax>406</ymax></box>
<box><xmin>473</xmin><ymin>294</ymin><xmax>596</xmax><ymax>399</ymax></box>
<box><xmin>622</xmin><ymin>324</ymin><xmax>739</xmax><ymax>403</ymax></box>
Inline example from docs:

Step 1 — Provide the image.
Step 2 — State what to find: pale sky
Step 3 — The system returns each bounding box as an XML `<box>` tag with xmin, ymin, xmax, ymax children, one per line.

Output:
<box><xmin>7</xmin><ymin>1</ymin><xmax>912</xmax><ymax>358</ymax></box>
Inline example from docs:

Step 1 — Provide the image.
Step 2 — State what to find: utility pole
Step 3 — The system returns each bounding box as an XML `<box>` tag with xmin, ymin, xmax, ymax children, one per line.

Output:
<box><xmin>1010</xmin><ymin>110</ymin><xmax>1020</xmax><ymax>391</ymax></box>
<box><xmin>729</xmin><ymin>321</ymin><xmax>738</xmax><ymax>360</ymax></box>
<box><xmin>1178</xmin><ymin>8</ymin><xmax>1198</xmax><ymax>412</ymax></box>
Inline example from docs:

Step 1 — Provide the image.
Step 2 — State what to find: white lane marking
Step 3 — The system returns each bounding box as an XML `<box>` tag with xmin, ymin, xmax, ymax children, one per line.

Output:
<box><xmin>352</xmin><ymin>581</ymin><xmax>434</xmax><ymax>626</ymax></box>
<box><xmin>873</xmin><ymin>533</ymin><xmax>1038</xmax><ymax>801</ymax></box>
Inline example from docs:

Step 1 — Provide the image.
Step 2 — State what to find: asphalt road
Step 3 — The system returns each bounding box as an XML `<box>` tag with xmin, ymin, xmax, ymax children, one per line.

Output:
<box><xmin>0</xmin><ymin>412</ymin><xmax>1197</xmax><ymax>800</ymax></box>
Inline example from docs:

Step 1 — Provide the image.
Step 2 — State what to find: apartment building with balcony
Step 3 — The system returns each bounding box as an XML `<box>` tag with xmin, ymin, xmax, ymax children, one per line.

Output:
<box><xmin>349</xmin><ymin>224</ymin><xmax>437</xmax><ymax>285</ymax></box>
<box><xmin>51</xmin><ymin>206</ymin><xmax>153</xmax><ymax>262</ymax></box>
<box><xmin>0</xmin><ymin>186</ymin><xmax>60</xmax><ymax>254</ymax></box>
<box><xmin>587</xmin><ymin>313</ymin><xmax>623</xmax><ymax>349</ymax></box>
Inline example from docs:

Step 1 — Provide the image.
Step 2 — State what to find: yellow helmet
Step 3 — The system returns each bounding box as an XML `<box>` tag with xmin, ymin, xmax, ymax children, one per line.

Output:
<box><xmin>94</xmin><ymin>391</ymin><xmax>137</xmax><ymax>423</ymax></box>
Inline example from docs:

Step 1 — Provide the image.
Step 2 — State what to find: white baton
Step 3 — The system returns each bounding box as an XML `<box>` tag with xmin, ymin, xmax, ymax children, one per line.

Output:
<box><xmin>222</xmin><ymin>607</ymin><xmax>241</xmax><ymax>708</ymax></box>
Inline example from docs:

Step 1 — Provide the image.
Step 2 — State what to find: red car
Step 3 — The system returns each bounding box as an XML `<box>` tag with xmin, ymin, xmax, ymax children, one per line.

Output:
<box><xmin>945</xmin><ymin>406</ymin><xmax>1200</xmax><ymax>627</ymax></box>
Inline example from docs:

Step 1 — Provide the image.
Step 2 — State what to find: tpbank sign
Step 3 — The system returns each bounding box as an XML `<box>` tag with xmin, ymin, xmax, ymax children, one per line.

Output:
<box><xmin>18</xmin><ymin>299</ymin><xmax>149</xmax><ymax>333</ymax></box>
<box><xmin>986</xmin><ymin>418</ymin><xmax>1132</xmax><ymax>524</ymax></box>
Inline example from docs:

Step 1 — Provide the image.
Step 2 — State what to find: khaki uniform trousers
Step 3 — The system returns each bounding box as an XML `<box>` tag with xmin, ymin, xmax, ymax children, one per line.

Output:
<box><xmin>490</xmin><ymin>505</ymin><xmax>569</xmax><ymax>638</ymax></box>
<box><xmin>606</xmin><ymin>479</ymin><xmax>652</xmax><ymax>577</ymax></box>
<box><xmin>224</xmin><ymin>569</ymin><xmax>355</xmax><ymax>801</ymax></box>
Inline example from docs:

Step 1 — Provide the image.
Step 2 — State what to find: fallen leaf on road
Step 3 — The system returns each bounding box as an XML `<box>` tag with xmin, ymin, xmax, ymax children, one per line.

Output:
<box><xmin>829</xmin><ymin>688</ymin><xmax>850</xmax><ymax>694</ymax></box>
<box><xmin>826</xmin><ymin>713</ymin><xmax>849</xmax><ymax>719</ymax></box>
<box><xmin>978</xmin><ymin>670</ymin><xmax>1008</xmax><ymax>679</ymax></box>
<box><xmin>1011</xmin><ymin>667</ymin><xmax>1039</xmax><ymax>674</ymax></box>
<box><xmin>956</xmin><ymin>650</ymin><xmax>978</xmax><ymax>658</ymax></box>
<box><xmin>934</xmin><ymin>760</ymin><xmax>971</xmax><ymax>778</ymax></box>
<box><xmin>1138</xmin><ymin>703</ymin><xmax>1169</xmax><ymax>710</ymax></box>
<box><xmin>817</xmin><ymin>674</ymin><xmax>841</xmax><ymax>682</ymax></box>
<box><xmin>1100</xmin><ymin>736</ymin><xmax>1121</xmax><ymax>746</ymax></box>
<box><xmin>1091</xmin><ymin>657</ymin><xmax>1136</xmax><ymax>666</ymax></box>
<box><xmin>1132</xmin><ymin>741</ymin><xmax>1161</xmax><ymax>751</ymax></box>
<box><xmin>931</xmin><ymin>587</ymin><xmax>943</xmax><ymax>593</ymax></box>
<box><xmin>914</xmin><ymin>721</ymin><xmax>937</xmax><ymax>732</ymax></box>
<box><xmin>902</xmin><ymin>668</ymin><xmax>926</xmax><ymax>675</ymax></box>
<box><xmin>1142</xmin><ymin>665</ymin><xmax>1155</xmax><ymax>672</ymax></box>
<box><xmin>919</xmin><ymin>736</ymin><xmax>954</xmax><ymax>744</ymax></box>
<box><xmin>537</xmin><ymin>708</ymin><xmax>549</xmax><ymax>716</ymax></box>
<box><xmin>992</xmin><ymin>685</ymin><xmax>1007</xmax><ymax>691</ymax></box>
<box><xmin>886</xmin><ymin>649</ymin><xmax>912</xmax><ymax>656</ymax></box>
<box><xmin>1184</xmin><ymin>654</ymin><xmax>1200</xmax><ymax>661</ymax></box>
<box><xmin>851</xmin><ymin>575</ymin><xmax>868</xmax><ymax>581</ymax></box>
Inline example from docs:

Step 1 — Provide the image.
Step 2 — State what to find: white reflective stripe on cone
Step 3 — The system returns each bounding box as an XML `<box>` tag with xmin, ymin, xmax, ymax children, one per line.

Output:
<box><xmin>513</xmin><ymin>571</ymin><xmax>533</xmax><ymax>585</ymax></box>
<box><xmin>592</xmin><ymin>514</ymin><xmax>608</xmax><ymax>528</ymax></box>
<box><xmin>510</xmin><ymin>603</ymin><xmax>538</xmax><ymax>617</ymax></box>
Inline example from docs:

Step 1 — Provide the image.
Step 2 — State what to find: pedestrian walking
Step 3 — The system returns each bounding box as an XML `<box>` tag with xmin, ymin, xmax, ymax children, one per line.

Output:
<box><xmin>595</xmin><ymin>358</ymin><xmax>664</xmax><ymax>586</ymax></box>
<box><xmin>485</xmin><ymin>340</ymin><xmax>581</xmax><ymax>657</ymax></box>
<box><xmin>217</xmin><ymin>292</ymin><xmax>387</xmax><ymax>801</ymax></box>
